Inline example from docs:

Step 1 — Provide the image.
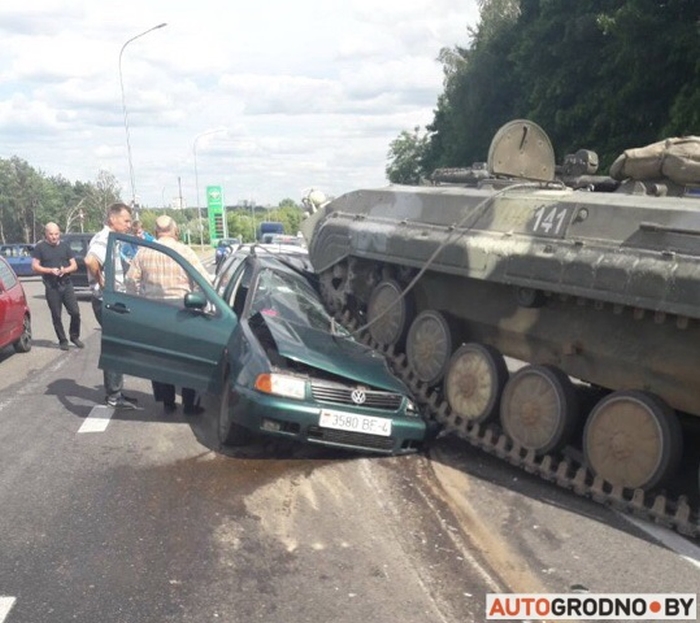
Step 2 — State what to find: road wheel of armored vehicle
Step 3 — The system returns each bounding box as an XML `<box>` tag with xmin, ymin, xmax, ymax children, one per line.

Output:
<box><xmin>367</xmin><ymin>279</ymin><xmax>415</xmax><ymax>348</ymax></box>
<box><xmin>443</xmin><ymin>343</ymin><xmax>508</xmax><ymax>424</ymax></box>
<box><xmin>406</xmin><ymin>310</ymin><xmax>459</xmax><ymax>386</ymax></box>
<box><xmin>319</xmin><ymin>262</ymin><xmax>350</xmax><ymax>314</ymax></box>
<box><xmin>583</xmin><ymin>391</ymin><xmax>683</xmax><ymax>491</ymax></box>
<box><xmin>499</xmin><ymin>365</ymin><xmax>579</xmax><ymax>454</ymax></box>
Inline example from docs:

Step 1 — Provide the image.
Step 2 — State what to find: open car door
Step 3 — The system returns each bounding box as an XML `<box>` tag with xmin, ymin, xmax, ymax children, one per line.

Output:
<box><xmin>99</xmin><ymin>232</ymin><xmax>237</xmax><ymax>393</ymax></box>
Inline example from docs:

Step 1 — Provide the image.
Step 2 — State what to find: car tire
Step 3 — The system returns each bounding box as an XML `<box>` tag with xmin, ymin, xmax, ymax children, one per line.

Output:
<box><xmin>218</xmin><ymin>378</ymin><xmax>252</xmax><ymax>447</ymax></box>
<box><xmin>13</xmin><ymin>315</ymin><xmax>32</xmax><ymax>353</ymax></box>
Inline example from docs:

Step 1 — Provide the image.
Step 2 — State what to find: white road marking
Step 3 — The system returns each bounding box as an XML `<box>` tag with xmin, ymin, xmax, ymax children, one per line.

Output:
<box><xmin>78</xmin><ymin>405</ymin><xmax>115</xmax><ymax>433</ymax></box>
<box><xmin>0</xmin><ymin>597</ymin><xmax>16</xmax><ymax>622</ymax></box>
<box><xmin>619</xmin><ymin>513</ymin><xmax>700</xmax><ymax>571</ymax></box>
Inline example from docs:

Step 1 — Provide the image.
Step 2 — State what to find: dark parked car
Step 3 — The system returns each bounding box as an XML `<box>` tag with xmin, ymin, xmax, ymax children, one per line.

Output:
<box><xmin>61</xmin><ymin>232</ymin><xmax>95</xmax><ymax>294</ymax></box>
<box><xmin>0</xmin><ymin>244</ymin><xmax>35</xmax><ymax>277</ymax></box>
<box><xmin>0</xmin><ymin>256</ymin><xmax>32</xmax><ymax>353</ymax></box>
<box><xmin>99</xmin><ymin>233</ymin><xmax>427</xmax><ymax>453</ymax></box>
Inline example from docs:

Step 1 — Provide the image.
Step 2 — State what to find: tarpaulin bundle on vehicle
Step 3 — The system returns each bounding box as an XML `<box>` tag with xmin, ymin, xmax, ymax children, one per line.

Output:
<box><xmin>610</xmin><ymin>136</ymin><xmax>700</xmax><ymax>185</ymax></box>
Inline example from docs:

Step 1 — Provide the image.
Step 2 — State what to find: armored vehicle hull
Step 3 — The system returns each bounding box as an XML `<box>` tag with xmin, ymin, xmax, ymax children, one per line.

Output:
<box><xmin>305</xmin><ymin>121</ymin><xmax>700</xmax><ymax>534</ymax></box>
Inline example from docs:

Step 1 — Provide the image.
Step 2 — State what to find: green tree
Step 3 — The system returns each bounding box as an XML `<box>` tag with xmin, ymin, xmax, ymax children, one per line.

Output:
<box><xmin>422</xmin><ymin>2</ymin><xmax>524</xmax><ymax>171</ymax></box>
<box><xmin>226</xmin><ymin>211</ymin><xmax>255</xmax><ymax>242</ymax></box>
<box><xmin>386</xmin><ymin>127</ymin><xmax>431</xmax><ymax>184</ymax></box>
<box><xmin>0</xmin><ymin>160</ymin><xmax>124</xmax><ymax>240</ymax></box>
<box><xmin>267</xmin><ymin>203</ymin><xmax>304</xmax><ymax>235</ymax></box>
<box><xmin>505</xmin><ymin>0</ymin><xmax>700</xmax><ymax>168</ymax></box>
<box><xmin>396</xmin><ymin>0</ymin><xmax>700</xmax><ymax>179</ymax></box>
<box><xmin>0</xmin><ymin>159</ymin><xmax>20</xmax><ymax>242</ymax></box>
<box><xmin>85</xmin><ymin>170</ymin><xmax>122</xmax><ymax>229</ymax></box>
<box><xmin>0</xmin><ymin>157</ymin><xmax>46</xmax><ymax>243</ymax></box>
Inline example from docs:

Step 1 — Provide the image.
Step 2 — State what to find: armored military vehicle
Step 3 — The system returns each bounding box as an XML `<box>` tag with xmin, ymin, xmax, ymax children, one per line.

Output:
<box><xmin>303</xmin><ymin>120</ymin><xmax>700</xmax><ymax>536</ymax></box>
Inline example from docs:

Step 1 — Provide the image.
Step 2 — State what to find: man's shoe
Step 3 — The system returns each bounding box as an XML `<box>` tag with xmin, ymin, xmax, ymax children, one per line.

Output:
<box><xmin>106</xmin><ymin>395</ymin><xmax>139</xmax><ymax>410</ymax></box>
<box><xmin>183</xmin><ymin>404</ymin><xmax>204</xmax><ymax>416</ymax></box>
<box><xmin>59</xmin><ymin>341</ymin><xmax>69</xmax><ymax>351</ymax></box>
<box><xmin>163</xmin><ymin>402</ymin><xmax>177</xmax><ymax>414</ymax></box>
<box><xmin>70</xmin><ymin>338</ymin><xmax>85</xmax><ymax>349</ymax></box>
<box><xmin>105</xmin><ymin>394</ymin><xmax>138</xmax><ymax>404</ymax></box>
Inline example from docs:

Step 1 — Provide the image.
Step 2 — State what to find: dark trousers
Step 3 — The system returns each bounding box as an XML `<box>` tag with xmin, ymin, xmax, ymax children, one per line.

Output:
<box><xmin>91</xmin><ymin>296</ymin><xmax>123</xmax><ymax>399</ymax></box>
<box><xmin>45</xmin><ymin>280</ymin><xmax>80</xmax><ymax>343</ymax></box>
<box><xmin>152</xmin><ymin>381</ymin><xmax>196</xmax><ymax>408</ymax></box>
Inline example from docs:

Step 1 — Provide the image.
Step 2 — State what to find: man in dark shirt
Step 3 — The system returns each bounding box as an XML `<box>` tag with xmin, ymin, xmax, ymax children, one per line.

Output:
<box><xmin>32</xmin><ymin>222</ymin><xmax>83</xmax><ymax>350</ymax></box>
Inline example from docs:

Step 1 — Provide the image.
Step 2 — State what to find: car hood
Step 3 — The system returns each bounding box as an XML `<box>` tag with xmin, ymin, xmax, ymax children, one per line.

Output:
<box><xmin>261</xmin><ymin>315</ymin><xmax>407</xmax><ymax>394</ymax></box>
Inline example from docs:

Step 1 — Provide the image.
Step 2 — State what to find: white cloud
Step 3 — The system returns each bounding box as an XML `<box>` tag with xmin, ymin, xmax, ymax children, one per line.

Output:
<box><xmin>0</xmin><ymin>95</ymin><xmax>62</xmax><ymax>133</ymax></box>
<box><xmin>0</xmin><ymin>0</ymin><xmax>480</xmax><ymax>208</ymax></box>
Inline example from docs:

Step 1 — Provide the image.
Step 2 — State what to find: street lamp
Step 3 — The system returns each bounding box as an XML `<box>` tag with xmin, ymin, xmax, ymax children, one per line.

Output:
<box><xmin>119</xmin><ymin>22</ymin><xmax>167</xmax><ymax>210</ymax></box>
<box><xmin>193</xmin><ymin>128</ymin><xmax>226</xmax><ymax>247</ymax></box>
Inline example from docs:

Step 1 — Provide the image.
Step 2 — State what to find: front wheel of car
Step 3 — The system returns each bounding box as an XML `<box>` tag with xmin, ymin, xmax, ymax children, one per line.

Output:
<box><xmin>218</xmin><ymin>379</ymin><xmax>252</xmax><ymax>447</ymax></box>
<box><xmin>13</xmin><ymin>315</ymin><xmax>32</xmax><ymax>353</ymax></box>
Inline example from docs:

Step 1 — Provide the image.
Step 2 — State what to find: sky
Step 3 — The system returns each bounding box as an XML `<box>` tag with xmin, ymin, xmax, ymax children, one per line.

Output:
<box><xmin>0</xmin><ymin>0</ymin><xmax>480</xmax><ymax>209</ymax></box>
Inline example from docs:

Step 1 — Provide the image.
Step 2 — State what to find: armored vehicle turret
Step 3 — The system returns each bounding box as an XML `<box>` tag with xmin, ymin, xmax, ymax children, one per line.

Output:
<box><xmin>304</xmin><ymin>120</ymin><xmax>700</xmax><ymax>534</ymax></box>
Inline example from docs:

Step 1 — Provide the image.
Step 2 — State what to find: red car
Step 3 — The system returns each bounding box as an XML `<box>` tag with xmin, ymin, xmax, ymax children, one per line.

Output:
<box><xmin>0</xmin><ymin>255</ymin><xmax>31</xmax><ymax>353</ymax></box>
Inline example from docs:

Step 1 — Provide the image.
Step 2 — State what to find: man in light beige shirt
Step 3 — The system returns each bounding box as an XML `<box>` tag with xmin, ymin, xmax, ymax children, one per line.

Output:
<box><xmin>126</xmin><ymin>215</ymin><xmax>211</xmax><ymax>415</ymax></box>
<box><xmin>126</xmin><ymin>215</ymin><xmax>210</xmax><ymax>301</ymax></box>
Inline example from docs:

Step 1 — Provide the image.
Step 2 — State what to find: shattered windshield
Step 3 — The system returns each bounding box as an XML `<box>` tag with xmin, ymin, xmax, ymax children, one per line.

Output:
<box><xmin>250</xmin><ymin>267</ymin><xmax>350</xmax><ymax>335</ymax></box>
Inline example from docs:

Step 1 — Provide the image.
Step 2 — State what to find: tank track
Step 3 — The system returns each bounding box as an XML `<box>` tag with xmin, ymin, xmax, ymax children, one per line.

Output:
<box><xmin>336</xmin><ymin>309</ymin><xmax>700</xmax><ymax>540</ymax></box>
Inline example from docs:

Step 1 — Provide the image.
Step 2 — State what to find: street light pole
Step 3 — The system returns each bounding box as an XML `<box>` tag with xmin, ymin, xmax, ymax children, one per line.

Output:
<box><xmin>119</xmin><ymin>22</ymin><xmax>167</xmax><ymax>211</ymax></box>
<box><xmin>193</xmin><ymin>128</ymin><xmax>226</xmax><ymax>247</ymax></box>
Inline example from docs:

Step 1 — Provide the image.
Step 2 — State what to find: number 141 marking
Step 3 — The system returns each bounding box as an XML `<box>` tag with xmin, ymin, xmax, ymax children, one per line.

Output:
<box><xmin>532</xmin><ymin>205</ymin><xmax>568</xmax><ymax>236</ymax></box>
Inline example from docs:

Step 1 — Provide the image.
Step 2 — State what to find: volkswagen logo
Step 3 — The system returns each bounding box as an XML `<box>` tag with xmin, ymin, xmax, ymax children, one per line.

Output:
<box><xmin>351</xmin><ymin>389</ymin><xmax>366</xmax><ymax>405</ymax></box>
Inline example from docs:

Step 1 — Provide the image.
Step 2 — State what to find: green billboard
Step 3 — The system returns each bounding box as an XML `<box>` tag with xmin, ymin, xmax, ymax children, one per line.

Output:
<box><xmin>206</xmin><ymin>185</ymin><xmax>226</xmax><ymax>243</ymax></box>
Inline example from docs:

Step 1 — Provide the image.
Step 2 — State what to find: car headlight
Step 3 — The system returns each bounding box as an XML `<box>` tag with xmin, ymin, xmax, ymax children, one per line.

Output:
<box><xmin>254</xmin><ymin>373</ymin><xmax>307</xmax><ymax>400</ymax></box>
<box><xmin>405</xmin><ymin>398</ymin><xmax>419</xmax><ymax>416</ymax></box>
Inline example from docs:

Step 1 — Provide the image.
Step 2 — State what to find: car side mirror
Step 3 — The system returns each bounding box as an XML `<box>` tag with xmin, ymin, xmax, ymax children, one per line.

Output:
<box><xmin>184</xmin><ymin>292</ymin><xmax>207</xmax><ymax>310</ymax></box>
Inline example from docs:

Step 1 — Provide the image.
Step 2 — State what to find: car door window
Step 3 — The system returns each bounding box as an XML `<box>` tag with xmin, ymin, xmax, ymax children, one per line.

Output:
<box><xmin>214</xmin><ymin>254</ymin><xmax>245</xmax><ymax>294</ymax></box>
<box><xmin>67</xmin><ymin>240</ymin><xmax>85</xmax><ymax>254</ymax></box>
<box><xmin>106</xmin><ymin>235</ymin><xmax>212</xmax><ymax>309</ymax></box>
<box><xmin>229</xmin><ymin>263</ymin><xmax>255</xmax><ymax>317</ymax></box>
<box><xmin>0</xmin><ymin>260</ymin><xmax>18</xmax><ymax>289</ymax></box>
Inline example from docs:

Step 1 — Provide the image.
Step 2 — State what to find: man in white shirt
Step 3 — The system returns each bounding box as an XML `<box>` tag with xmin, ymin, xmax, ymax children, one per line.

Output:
<box><xmin>85</xmin><ymin>202</ymin><xmax>138</xmax><ymax>409</ymax></box>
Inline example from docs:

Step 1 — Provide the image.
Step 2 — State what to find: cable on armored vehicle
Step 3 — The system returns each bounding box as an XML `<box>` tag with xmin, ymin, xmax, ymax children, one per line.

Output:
<box><xmin>349</xmin><ymin>182</ymin><xmax>556</xmax><ymax>338</ymax></box>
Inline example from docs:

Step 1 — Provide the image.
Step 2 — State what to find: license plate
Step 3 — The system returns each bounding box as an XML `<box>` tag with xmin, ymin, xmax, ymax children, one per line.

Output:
<box><xmin>319</xmin><ymin>409</ymin><xmax>392</xmax><ymax>437</ymax></box>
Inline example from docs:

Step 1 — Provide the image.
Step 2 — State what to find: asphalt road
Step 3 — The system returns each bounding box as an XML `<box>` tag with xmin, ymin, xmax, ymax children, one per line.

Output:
<box><xmin>0</xmin><ymin>275</ymin><xmax>501</xmax><ymax>623</ymax></box>
<box><xmin>0</xmin><ymin>272</ymin><xmax>698</xmax><ymax>623</ymax></box>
